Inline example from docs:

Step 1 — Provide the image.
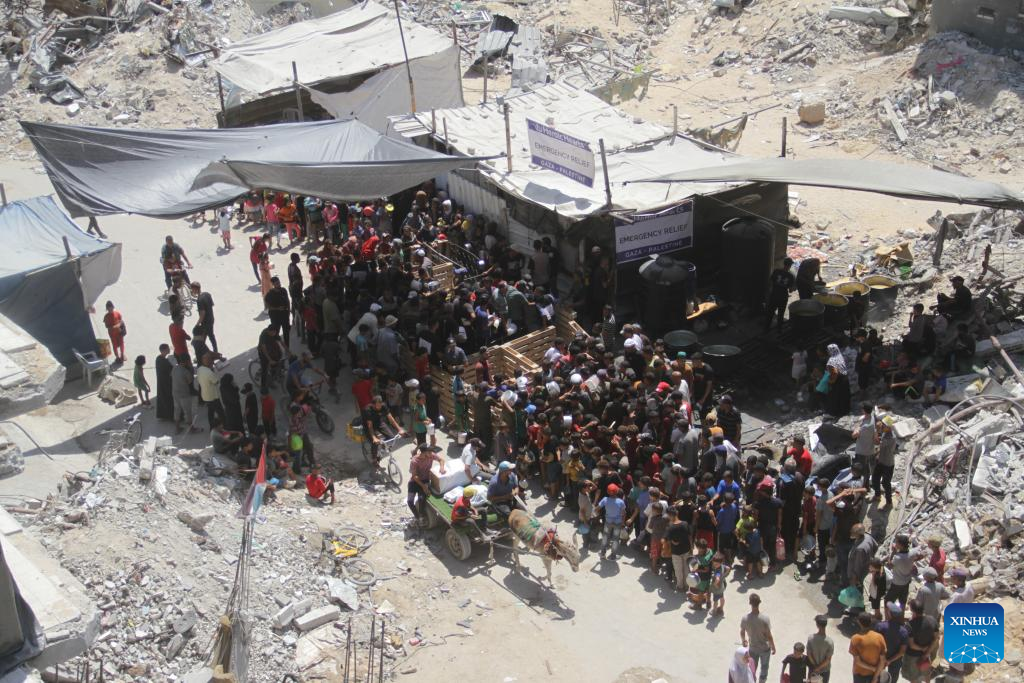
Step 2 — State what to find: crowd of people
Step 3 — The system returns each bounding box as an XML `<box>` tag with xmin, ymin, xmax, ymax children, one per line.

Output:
<box><xmin>94</xmin><ymin>177</ymin><xmax>986</xmax><ymax>683</ymax></box>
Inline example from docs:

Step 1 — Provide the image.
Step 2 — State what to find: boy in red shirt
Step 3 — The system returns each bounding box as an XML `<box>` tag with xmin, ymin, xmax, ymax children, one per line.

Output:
<box><xmin>306</xmin><ymin>463</ymin><xmax>335</xmax><ymax>504</ymax></box>
<box><xmin>261</xmin><ymin>388</ymin><xmax>277</xmax><ymax>436</ymax></box>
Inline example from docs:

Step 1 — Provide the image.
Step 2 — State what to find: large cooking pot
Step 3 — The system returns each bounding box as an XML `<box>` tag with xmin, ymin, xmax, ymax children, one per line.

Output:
<box><xmin>789</xmin><ymin>300</ymin><xmax>825</xmax><ymax>336</ymax></box>
<box><xmin>813</xmin><ymin>293</ymin><xmax>849</xmax><ymax>328</ymax></box>
<box><xmin>701</xmin><ymin>344</ymin><xmax>742</xmax><ymax>376</ymax></box>
<box><xmin>862</xmin><ymin>275</ymin><xmax>899</xmax><ymax>322</ymax></box>
<box><xmin>664</xmin><ymin>329</ymin><xmax>700</xmax><ymax>357</ymax></box>
<box><xmin>833</xmin><ymin>280</ymin><xmax>870</xmax><ymax>298</ymax></box>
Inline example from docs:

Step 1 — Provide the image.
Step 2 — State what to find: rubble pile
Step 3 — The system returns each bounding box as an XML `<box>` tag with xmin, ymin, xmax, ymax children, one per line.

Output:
<box><xmin>838</xmin><ymin>34</ymin><xmax>1024</xmax><ymax>169</ymax></box>
<box><xmin>893</xmin><ymin>398</ymin><xmax>1024</xmax><ymax>598</ymax></box>
<box><xmin>4</xmin><ymin>435</ymin><xmax>404</xmax><ymax>682</ymax></box>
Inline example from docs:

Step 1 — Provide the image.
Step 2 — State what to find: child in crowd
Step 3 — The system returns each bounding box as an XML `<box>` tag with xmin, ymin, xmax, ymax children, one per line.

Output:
<box><xmin>646</xmin><ymin>500</ymin><xmax>669</xmax><ymax>574</ymax></box>
<box><xmin>261</xmin><ymin>388</ymin><xmax>277</xmax><ymax>436</ymax></box>
<box><xmin>780</xmin><ymin>642</ymin><xmax>808</xmax><ymax>683</ymax></box>
<box><xmin>867</xmin><ymin>557</ymin><xmax>889</xmax><ymax>620</ymax></box>
<box><xmin>133</xmin><ymin>355</ymin><xmax>151</xmax><ymax>406</ymax></box>
<box><xmin>709</xmin><ymin>552</ymin><xmax>728</xmax><ymax>616</ymax></box>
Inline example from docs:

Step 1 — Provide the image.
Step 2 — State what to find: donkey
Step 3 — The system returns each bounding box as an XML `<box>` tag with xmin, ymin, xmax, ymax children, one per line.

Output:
<box><xmin>508</xmin><ymin>509</ymin><xmax>580</xmax><ymax>583</ymax></box>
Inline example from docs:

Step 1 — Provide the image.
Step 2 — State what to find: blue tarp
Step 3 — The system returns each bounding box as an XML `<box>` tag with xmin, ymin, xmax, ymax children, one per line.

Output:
<box><xmin>0</xmin><ymin>196</ymin><xmax>121</xmax><ymax>366</ymax></box>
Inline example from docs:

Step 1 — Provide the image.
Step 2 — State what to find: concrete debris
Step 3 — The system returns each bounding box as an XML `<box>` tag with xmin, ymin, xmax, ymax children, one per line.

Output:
<box><xmin>326</xmin><ymin>577</ymin><xmax>360</xmax><ymax>611</ymax></box>
<box><xmin>797</xmin><ymin>101</ymin><xmax>826</xmax><ymax>125</ymax></box>
<box><xmin>293</xmin><ymin>605</ymin><xmax>341</xmax><ymax>632</ymax></box>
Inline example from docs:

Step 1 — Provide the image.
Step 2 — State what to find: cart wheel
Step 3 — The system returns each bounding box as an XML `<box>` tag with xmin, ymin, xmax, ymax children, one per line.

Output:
<box><xmin>387</xmin><ymin>457</ymin><xmax>403</xmax><ymax>488</ymax></box>
<box><xmin>445</xmin><ymin>528</ymin><xmax>472</xmax><ymax>561</ymax></box>
<box><xmin>341</xmin><ymin>558</ymin><xmax>377</xmax><ymax>586</ymax></box>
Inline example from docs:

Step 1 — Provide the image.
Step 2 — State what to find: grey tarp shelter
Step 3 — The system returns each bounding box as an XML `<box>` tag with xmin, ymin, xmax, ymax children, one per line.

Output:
<box><xmin>20</xmin><ymin>119</ymin><xmax>492</xmax><ymax>219</ymax></box>
<box><xmin>629</xmin><ymin>157</ymin><xmax>1024</xmax><ymax>210</ymax></box>
<box><xmin>0</xmin><ymin>196</ymin><xmax>122</xmax><ymax>367</ymax></box>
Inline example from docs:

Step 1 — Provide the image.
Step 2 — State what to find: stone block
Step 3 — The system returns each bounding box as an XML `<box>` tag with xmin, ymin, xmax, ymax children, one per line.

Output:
<box><xmin>954</xmin><ymin>518</ymin><xmax>972</xmax><ymax>549</ymax></box>
<box><xmin>798</xmin><ymin>101</ymin><xmax>826</xmax><ymax>125</ymax></box>
<box><xmin>293</xmin><ymin>606</ymin><xmax>341</xmax><ymax>632</ymax></box>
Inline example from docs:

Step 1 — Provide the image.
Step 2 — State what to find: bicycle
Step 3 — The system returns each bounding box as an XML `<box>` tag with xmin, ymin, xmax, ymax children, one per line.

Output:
<box><xmin>99</xmin><ymin>411</ymin><xmax>143</xmax><ymax>455</ymax></box>
<box><xmin>360</xmin><ymin>432</ymin><xmax>403</xmax><ymax>488</ymax></box>
<box><xmin>304</xmin><ymin>382</ymin><xmax>335</xmax><ymax>435</ymax></box>
<box><xmin>315</xmin><ymin>526</ymin><xmax>377</xmax><ymax>586</ymax></box>
<box><xmin>248</xmin><ymin>357</ymin><xmax>285</xmax><ymax>390</ymax></box>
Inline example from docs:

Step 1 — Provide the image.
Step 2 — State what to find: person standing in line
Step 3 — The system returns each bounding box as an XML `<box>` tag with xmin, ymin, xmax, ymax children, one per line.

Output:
<box><xmin>740</xmin><ymin>593</ymin><xmax>776</xmax><ymax>683</ymax></box>
<box><xmin>154</xmin><ymin>343</ymin><xmax>174</xmax><ymax>421</ymax></box>
<box><xmin>849</xmin><ymin>612</ymin><xmax>886</xmax><ymax>683</ymax></box>
<box><xmin>242</xmin><ymin>382</ymin><xmax>259</xmax><ymax>435</ymax></box>
<box><xmin>265</xmin><ymin>277</ymin><xmax>292</xmax><ymax>349</ymax></box>
<box><xmin>102</xmin><ymin>300</ymin><xmax>126</xmax><ymax>364</ymax></box>
<box><xmin>197</xmin><ymin>352</ymin><xmax>224</xmax><ymax>428</ymax></box>
<box><xmin>872</xmin><ymin>416</ymin><xmax>897</xmax><ymax>508</ymax></box>
<box><xmin>728</xmin><ymin>647</ymin><xmax>756</xmax><ymax>683</ymax></box>
<box><xmin>168</xmin><ymin>314</ymin><xmax>191</xmax><ymax>363</ymax></box>
<box><xmin>133</xmin><ymin>355</ymin><xmax>151</xmax><ymax>406</ymax></box>
<box><xmin>852</xmin><ymin>401</ymin><xmax>877</xmax><ymax>473</ymax></box>
<box><xmin>264</xmin><ymin>197</ymin><xmax>282</xmax><ymax>248</ymax></box>
<box><xmin>765</xmin><ymin>257</ymin><xmax>795</xmax><ymax>330</ymax></box>
<box><xmin>171</xmin><ymin>357</ymin><xmax>198</xmax><ymax>434</ymax></box>
<box><xmin>249</xmin><ymin>234</ymin><xmax>268</xmax><ymax>284</ymax></box>
<box><xmin>806</xmin><ymin>614</ymin><xmax>834</xmax><ymax>683</ymax></box>
<box><xmin>191</xmin><ymin>282</ymin><xmax>218</xmax><ymax>355</ymax></box>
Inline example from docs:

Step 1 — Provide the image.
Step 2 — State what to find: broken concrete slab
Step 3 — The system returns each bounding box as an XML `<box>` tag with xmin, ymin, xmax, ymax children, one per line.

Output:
<box><xmin>892</xmin><ymin>419</ymin><xmax>920</xmax><ymax>440</ymax></box>
<box><xmin>954</xmin><ymin>518</ymin><xmax>972</xmax><ymax>549</ymax></box>
<box><xmin>293</xmin><ymin>606</ymin><xmax>341</xmax><ymax>632</ymax></box>
<box><xmin>326</xmin><ymin>578</ymin><xmax>359</xmax><ymax>611</ymax></box>
<box><xmin>828</xmin><ymin>5</ymin><xmax>898</xmax><ymax>25</ymax></box>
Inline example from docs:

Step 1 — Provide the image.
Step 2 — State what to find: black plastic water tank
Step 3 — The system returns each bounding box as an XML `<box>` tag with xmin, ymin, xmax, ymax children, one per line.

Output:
<box><xmin>720</xmin><ymin>217</ymin><xmax>776</xmax><ymax>310</ymax></box>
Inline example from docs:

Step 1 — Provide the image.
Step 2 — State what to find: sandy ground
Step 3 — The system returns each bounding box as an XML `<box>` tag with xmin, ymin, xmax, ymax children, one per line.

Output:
<box><xmin>0</xmin><ymin>159</ymin><xmax>862</xmax><ymax>683</ymax></box>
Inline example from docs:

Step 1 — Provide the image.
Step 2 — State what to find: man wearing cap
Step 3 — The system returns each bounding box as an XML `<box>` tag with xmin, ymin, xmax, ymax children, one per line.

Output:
<box><xmin>740</xmin><ymin>593</ymin><xmax>776</xmax><ymax>683</ymax></box>
<box><xmin>597</xmin><ymin>482</ymin><xmax>626</xmax><ymax>560</ymax></box>
<box><xmin>935</xmin><ymin>275</ymin><xmax>972</xmax><ymax>319</ymax></box>
<box><xmin>715</xmin><ymin>395</ymin><xmax>742</xmax><ymax>445</ymax></box>
<box><xmin>806</xmin><ymin>614</ymin><xmax>834</xmax><ymax>683</ymax></box>
<box><xmin>443</xmin><ymin>338</ymin><xmax>468</xmax><ymax>372</ymax></box>
<box><xmin>947</xmin><ymin>567</ymin><xmax>973</xmax><ymax>604</ymax></box>
<box><xmin>766</xmin><ymin>257</ymin><xmax>796</xmax><ymax>330</ymax></box>
<box><xmin>876</xmin><ymin>602</ymin><xmax>910</xmax><ymax>683</ymax></box>
<box><xmin>915</xmin><ymin>566</ymin><xmax>949</xmax><ymax>621</ymax></box>
<box><xmin>487</xmin><ymin>461</ymin><xmax>523</xmax><ymax>519</ymax></box>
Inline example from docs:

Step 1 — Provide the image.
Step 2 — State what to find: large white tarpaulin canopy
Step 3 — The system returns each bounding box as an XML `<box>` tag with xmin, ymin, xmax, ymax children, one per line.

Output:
<box><xmin>389</xmin><ymin>82</ymin><xmax>745</xmax><ymax>220</ymax></box>
<box><xmin>21</xmin><ymin>119</ymin><xmax>491</xmax><ymax>218</ymax></box>
<box><xmin>629</xmin><ymin>157</ymin><xmax>1024</xmax><ymax>210</ymax></box>
<box><xmin>214</xmin><ymin>0</ymin><xmax>454</xmax><ymax>95</ymax></box>
<box><xmin>308</xmin><ymin>46</ymin><xmax>463</xmax><ymax>132</ymax></box>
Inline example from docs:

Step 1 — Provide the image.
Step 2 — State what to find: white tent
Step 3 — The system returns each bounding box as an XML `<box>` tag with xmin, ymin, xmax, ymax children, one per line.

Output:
<box><xmin>214</xmin><ymin>1</ymin><xmax>460</xmax><ymax>96</ymax></box>
<box><xmin>388</xmin><ymin>82</ymin><xmax>742</xmax><ymax>220</ymax></box>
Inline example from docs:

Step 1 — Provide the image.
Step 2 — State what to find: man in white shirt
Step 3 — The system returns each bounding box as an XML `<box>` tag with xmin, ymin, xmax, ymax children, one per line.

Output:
<box><xmin>461</xmin><ymin>438</ymin><xmax>487</xmax><ymax>480</ymax></box>
<box><xmin>196</xmin><ymin>352</ymin><xmax>224</xmax><ymax>429</ymax></box>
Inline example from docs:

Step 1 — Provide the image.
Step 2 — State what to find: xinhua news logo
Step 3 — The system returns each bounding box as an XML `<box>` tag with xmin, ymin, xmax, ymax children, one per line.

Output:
<box><xmin>944</xmin><ymin>603</ymin><xmax>1004</xmax><ymax>664</ymax></box>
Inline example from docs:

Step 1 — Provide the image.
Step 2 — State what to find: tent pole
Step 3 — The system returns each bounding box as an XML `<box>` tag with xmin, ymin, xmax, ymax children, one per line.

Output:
<box><xmin>443</xmin><ymin>118</ymin><xmax>449</xmax><ymax>150</ymax></box>
<box><xmin>452</xmin><ymin>21</ymin><xmax>463</xmax><ymax>100</ymax></box>
<box><xmin>780</xmin><ymin>116</ymin><xmax>787</xmax><ymax>157</ymax></box>
<box><xmin>0</xmin><ymin>183</ymin><xmax>6</xmax><ymax>206</ymax></box>
<box><xmin>482</xmin><ymin>58</ymin><xmax>488</xmax><ymax>104</ymax></box>
<box><xmin>292</xmin><ymin>62</ymin><xmax>305</xmax><ymax>122</ymax></box>
<box><xmin>62</xmin><ymin>236</ymin><xmax>72</xmax><ymax>259</ymax></box>
<box><xmin>599</xmin><ymin>138</ymin><xmax>612</xmax><ymax>209</ymax></box>
<box><xmin>671</xmin><ymin>104</ymin><xmax>677</xmax><ymax>145</ymax></box>
<box><xmin>503</xmin><ymin>102</ymin><xmax>512</xmax><ymax>173</ymax></box>
<box><xmin>217</xmin><ymin>74</ymin><xmax>226</xmax><ymax>118</ymax></box>
<box><xmin>394</xmin><ymin>0</ymin><xmax>417</xmax><ymax>112</ymax></box>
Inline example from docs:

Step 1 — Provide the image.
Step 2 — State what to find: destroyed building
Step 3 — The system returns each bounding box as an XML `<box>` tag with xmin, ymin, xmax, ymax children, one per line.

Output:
<box><xmin>931</xmin><ymin>0</ymin><xmax>1024</xmax><ymax>51</ymax></box>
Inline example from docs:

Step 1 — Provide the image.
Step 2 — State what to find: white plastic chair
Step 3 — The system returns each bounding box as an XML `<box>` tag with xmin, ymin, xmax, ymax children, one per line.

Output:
<box><xmin>73</xmin><ymin>348</ymin><xmax>108</xmax><ymax>387</ymax></box>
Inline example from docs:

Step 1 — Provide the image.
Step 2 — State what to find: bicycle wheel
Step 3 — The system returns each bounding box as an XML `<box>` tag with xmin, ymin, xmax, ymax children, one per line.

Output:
<box><xmin>386</xmin><ymin>457</ymin><xmax>402</xmax><ymax>487</ymax></box>
<box><xmin>315</xmin><ymin>408</ymin><xmax>335</xmax><ymax>435</ymax></box>
<box><xmin>247</xmin><ymin>360</ymin><xmax>263</xmax><ymax>386</ymax></box>
<box><xmin>125</xmin><ymin>419</ymin><xmax>143</xmax><ymax>450</ymax></box>
<box><xmin>341</xmin><ymin>558</ymin><xmax>376</xmax><ymax>586</ymax></box>
<box><xmin>331</xmin><ymin>526</ymin><xmax>372</xmax><ymax>552</ymax></box>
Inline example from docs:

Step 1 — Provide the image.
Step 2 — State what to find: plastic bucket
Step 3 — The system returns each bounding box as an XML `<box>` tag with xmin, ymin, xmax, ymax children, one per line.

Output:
<box><xmin>813</xmin><ymin>293</ymin><xmax>849</xmax><ymax>328</ymax></box>
<box><xmin>789</xmin><ymin>300</ymin><xmax>825</xmax><ymax>336</ymax></box>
